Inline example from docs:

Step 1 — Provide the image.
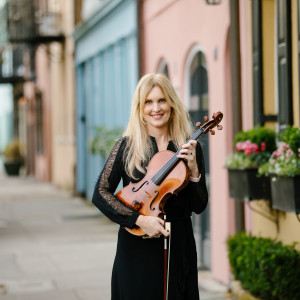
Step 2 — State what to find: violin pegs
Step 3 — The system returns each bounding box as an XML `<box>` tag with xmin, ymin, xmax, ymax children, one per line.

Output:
<box><xmin>196</xmin><ymin>121</ymin><xmax>201</xmax><ymax>127</ymax></box>
<box><xmin>203</xmin><ymin>116</ymin><xmax>208</xmax><ymax>122</ymax></box>
<box><xmin>210</xmin><ymin>130</ymin><xmax>215</xmax><ymax>135</ymax></box>
<box><xmin>217</xmin><ymin>125</ymin><xmax>223</xmax><ymax>130</ymax></box>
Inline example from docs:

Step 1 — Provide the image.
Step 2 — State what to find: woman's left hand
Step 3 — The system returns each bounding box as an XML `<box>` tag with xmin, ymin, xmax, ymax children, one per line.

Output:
<box><xmin>177</xmin><ymin>140</ymin><xmax>199</xmax><ymax>178</ymax></box>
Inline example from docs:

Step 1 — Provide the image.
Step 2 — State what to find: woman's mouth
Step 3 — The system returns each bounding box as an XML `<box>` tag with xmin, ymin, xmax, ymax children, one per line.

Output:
<box><xmin>151</xmin><ymin>114</ymin><xmax>163</xmax><ymax>120</ymax></box>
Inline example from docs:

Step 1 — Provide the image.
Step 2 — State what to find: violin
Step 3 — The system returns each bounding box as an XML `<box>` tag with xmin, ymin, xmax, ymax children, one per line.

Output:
<box><xmin>116</xmin><ymin>111</ymin><xmax>223</xmax><ymax>236</ymax></box>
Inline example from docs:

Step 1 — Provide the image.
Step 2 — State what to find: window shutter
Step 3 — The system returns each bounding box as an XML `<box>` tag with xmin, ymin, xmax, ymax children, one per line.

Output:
<box><xmin>298</xmin><ymin>0</ymin><xmax>300</xmax><ymax>115</ymax></box>
<box><xmin>252</xmin><ymin>0</ymin><xmax>264</xmax><ymax>126</ymax></box>
<box><xmin>277</xmin><ymin>0</ymin><xmax>293</xmax><ymax>128</ymax></box>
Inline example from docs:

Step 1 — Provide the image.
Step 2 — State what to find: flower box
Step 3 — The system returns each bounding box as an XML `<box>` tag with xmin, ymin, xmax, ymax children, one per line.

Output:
<box><xmin>228</xmin><ymin>168</ymin><xmax>271</xmax><ymax>201</ymax></box>
<box><xmin>270</xmin><ymin>174</ymin><xmax>300</xmax><ymax>214</ymax></box>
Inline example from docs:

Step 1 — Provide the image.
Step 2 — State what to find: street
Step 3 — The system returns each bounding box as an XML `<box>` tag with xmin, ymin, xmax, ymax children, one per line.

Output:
<box><xmin>0</xmin><ymin>173</ymin><xmax>228</xmax><ymax>300</ymax></box>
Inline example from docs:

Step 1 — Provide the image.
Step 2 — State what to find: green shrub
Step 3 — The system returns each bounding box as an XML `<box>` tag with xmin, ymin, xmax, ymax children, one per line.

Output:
<box><xmin>3</xmin><ymin>139</ymin><xmax>24</xmax><ymax>162</ymax></box>
<box><xmin>279</xmin><ymin>126</ymin><xmax>300</xmax><ymax>156</ymax></box>
<box><xmin>234</xmin><ymin>127</ymin><xmax>277</xmax><ymax>153</ymax></box>
<box><xmin>227</xmin><ymin>232</ymin><xmax>300</xmax><ymax>300</ymax></box>
<box><xmin>89</xmin><ymin>126</ymin><xmax>123</xmax><ymax>158</ymax></box>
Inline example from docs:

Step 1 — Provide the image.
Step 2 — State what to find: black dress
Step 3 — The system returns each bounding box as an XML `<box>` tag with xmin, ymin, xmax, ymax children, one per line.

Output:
<box><xmin>92</xmin><ymin>136</ymin><xmax>208</xmax><ymax>300</ymax></box>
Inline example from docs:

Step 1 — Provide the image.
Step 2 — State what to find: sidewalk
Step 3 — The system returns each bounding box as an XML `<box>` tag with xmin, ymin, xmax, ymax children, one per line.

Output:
<box><xmin>0</xmin><ymin>173</ymin><xmax>228</xmax><ymax>300</ymax></box>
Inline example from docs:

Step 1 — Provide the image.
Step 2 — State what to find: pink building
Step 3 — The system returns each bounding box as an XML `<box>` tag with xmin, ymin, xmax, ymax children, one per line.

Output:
<box><xmin>141</xmin><ymin>0</ymin><xmax>234</xmax><ymax>284</ymax></box>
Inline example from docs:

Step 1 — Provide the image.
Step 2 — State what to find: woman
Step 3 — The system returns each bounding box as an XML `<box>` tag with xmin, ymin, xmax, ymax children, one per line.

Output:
<box><xmin>92</xmin><ymin>73</ymin><xmax>208</xmax><ymax>300</ymax></box>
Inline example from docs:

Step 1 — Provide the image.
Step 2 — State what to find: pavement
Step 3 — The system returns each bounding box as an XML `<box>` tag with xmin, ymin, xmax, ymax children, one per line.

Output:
<box><xmin>0</xmin><ymin>172</ymin><xmax>229</xmax><ymax>300</ymax></box>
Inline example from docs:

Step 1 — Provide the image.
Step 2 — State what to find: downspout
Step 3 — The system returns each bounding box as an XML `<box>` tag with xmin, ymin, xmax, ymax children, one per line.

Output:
<box><xmin>136</xmin><ymin>0</ymin><xmax>143</xmax><ymax>78</ymax></box>
<box><xmin>229</xmin><ymin>0</ymin><xmax>244</xmax><ymax>232</ymax></box>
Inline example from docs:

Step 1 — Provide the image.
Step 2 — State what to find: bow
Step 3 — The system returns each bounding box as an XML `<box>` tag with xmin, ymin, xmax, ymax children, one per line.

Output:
<box><xmin>164</xmin><ymin>215</ymin><xmax>171</xmax><ymax>300</ymax></box>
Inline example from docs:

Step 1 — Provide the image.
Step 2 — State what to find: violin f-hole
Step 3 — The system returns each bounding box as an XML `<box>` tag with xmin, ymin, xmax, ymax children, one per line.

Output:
<box><xmin>149</xmin><ymin>190</ymin><xmax>159</xmax><ymax>211</ymax></box>
<box><xmin>132</xmin><ymin>180</ymin><xmax>149</xmax><ymax>192</ymax></box>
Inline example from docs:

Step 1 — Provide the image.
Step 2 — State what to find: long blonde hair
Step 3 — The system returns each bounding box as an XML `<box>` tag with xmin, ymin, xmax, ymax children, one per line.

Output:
<box><xmin>123</xmin><ymin>73</ymin><xmax>193</xmax><ymax>179</ymax></box>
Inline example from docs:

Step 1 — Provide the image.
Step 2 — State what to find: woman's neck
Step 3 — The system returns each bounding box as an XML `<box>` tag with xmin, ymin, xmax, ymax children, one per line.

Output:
<box><xmin>148</xmin><ymin>128</ymin><xmax>170</xmax><ymax>151</ymax></box>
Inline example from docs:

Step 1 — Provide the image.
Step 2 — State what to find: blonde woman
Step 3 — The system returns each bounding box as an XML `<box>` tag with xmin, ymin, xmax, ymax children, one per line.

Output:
<box><xmin>92</xmin><ymin>73</ymin><xmax>208</xmax><ymax>300</ymax></box>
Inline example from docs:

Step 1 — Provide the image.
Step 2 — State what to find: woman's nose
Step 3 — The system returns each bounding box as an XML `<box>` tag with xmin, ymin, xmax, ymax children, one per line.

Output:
<box><xmin>153</xmin><ymin>101</ymin><xmax>160</xmax><ymax>111</ymax></box>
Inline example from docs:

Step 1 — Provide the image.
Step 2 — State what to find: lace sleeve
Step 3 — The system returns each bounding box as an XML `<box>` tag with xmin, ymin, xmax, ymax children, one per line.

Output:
<box><xmin>185</xmin><ymin>141</ymin><xmax>208</xmax><ymax>214</ymax></box>
<box><xmin>92</xmin><ymin>137</ymin><xmax>140</xmax><ymax>228</ymax></box>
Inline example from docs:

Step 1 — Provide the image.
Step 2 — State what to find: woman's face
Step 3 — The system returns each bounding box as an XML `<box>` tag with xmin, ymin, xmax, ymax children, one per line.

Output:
<box><xmin>143</xmin><ymin>85</ymin><xmax>172</xmax><ymax>132</ymax></box>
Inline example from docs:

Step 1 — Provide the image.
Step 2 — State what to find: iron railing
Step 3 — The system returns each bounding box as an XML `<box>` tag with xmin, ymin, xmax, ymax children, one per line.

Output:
<box><xmin>7</xmin><ymin>0</ymin><xmax>64</xmax><ymax>43</ymax></box>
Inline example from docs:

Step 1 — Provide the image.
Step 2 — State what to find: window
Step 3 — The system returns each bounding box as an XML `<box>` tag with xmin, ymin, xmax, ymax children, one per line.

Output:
<box><xmin>35</xmin><ymin>90</ymin><xmax>44</xmax><ymax>154</ymax></box>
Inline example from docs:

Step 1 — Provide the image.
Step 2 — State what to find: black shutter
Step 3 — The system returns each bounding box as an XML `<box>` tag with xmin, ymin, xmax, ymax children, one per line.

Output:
<box><xmin>277</xmin><ymin>0</ymin><xmax>293</xmax><ymax>128</ymax></box>
<box><xmin>252</xmin><ymin>0</ymin><xmax>264</xmax><ymax>126</ymax></box>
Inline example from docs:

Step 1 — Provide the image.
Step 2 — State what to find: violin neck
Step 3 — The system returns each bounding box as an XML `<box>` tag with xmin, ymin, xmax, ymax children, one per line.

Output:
<box><xmin>151</xmin><ymin>128</ymin><xmax>204</xmax><ymax>185</ymax></box>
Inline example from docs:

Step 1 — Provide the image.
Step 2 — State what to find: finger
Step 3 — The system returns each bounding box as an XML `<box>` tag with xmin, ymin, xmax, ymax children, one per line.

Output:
<box><xmin>157</xmin><ymin>218</ymin><xmax>170</xmax><ymax>237</ymax></box>
<box><xmin>179</xmin><ymin>149</ymin><xmax>193</xmax><ymax>157</ymax></box>
<box><xmin>159</xmin><ymin>227</ymin><xmax>170</xmax><ymax>237</ymax></box>
<box><xmin>189</xmin><ymin>140</ymin><xmax>197</xmax><ymax>147</ymax></box>
<box><xmin>180</xmin><ymin>143</ymin><xmax>189</xmax><ymax>150</ymax></box>
<box><xmin>158</xmin><ymin>218</ymin><xmax>165</xmax><ymax>226</ymax></box>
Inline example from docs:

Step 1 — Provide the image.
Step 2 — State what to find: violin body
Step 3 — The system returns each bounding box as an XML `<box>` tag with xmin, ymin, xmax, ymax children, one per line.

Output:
<box><xmin>116</xmin><ymin>111</ymin><xmax>223</xmax><ymax>237</ymax></box>
<box><xmin>116</xmin><ymin>150</ymin><xmax>190</xmax><ymax>236</ymax></box>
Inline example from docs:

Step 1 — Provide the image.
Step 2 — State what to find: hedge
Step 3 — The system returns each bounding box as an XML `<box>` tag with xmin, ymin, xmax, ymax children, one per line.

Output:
<box><xmin>227</xmin><ymin>232</ymin><xmax>300</xmax><ymax>300</ymax></box>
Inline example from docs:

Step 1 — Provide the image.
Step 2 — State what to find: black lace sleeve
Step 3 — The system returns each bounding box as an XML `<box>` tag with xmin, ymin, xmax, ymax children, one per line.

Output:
<box><xmin>185</xmin><ymin>141</ymin><xmax>208</xmax><ymax>214</ymax></box>
<box><xmin>92</xmin><ymin>137</ymin><xmax>140</xmax><ymax>228</ymax></box>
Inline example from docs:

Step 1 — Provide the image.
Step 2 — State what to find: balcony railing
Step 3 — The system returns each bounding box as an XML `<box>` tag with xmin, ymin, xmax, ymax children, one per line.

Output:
<box><xmin>0</xmin><ymin>44</ymin><xmax>35</xmax><ymax>83</ymax></box>
<box><xmin>7</xmin><ymin>0</ymin><xmax>64</xmax><ymax>44</ymax></box>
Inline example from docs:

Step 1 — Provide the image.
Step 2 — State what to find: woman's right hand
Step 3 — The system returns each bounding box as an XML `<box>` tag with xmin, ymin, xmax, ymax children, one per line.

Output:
<box><xmin>135</xmin><ymin>215</ymin><xmax>170</xmax><ymax>238</ymax></box>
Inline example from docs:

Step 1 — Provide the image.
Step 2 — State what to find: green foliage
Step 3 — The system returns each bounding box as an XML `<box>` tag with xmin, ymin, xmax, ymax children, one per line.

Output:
<box><xmin>227</xmin><ymin>232</ymin><xmax>300</xmax><ymax>300</ymax></box>
<box><xmin>279</xmin><ymin>126</ymin><xmax>300</xmax><ymax>156</ymax></box>
<box><xmin>226</xmin><ymin>127</ymin><xmax>276</xmax><ymax>169</ymax></box>
<box><xmin>234</xmin><ymin>127</ymin><xmax>277</xmax><ymax>153</ymax></box>
<box><xmin>3</xmin><ymin>139</ymin><xmax>24</xmax><ymax>162</ymax></box>
<box><xmin>234</xmin><ymin>130</ymin><xmax>251</xmax><ymax>144</ymax></box>
<box><xmin>258</xmin><ymin>126</ymin><xmax>300</xmax><ymax>177</ymax></box>
<box><xmin>89</xmin><ymin>126</ymin><xmax>123</xmax><ymax>158</ymax></box>
<box><xmin>225</xmin><ymin>152</ymin><xmax>258</xmax><ymax>169</ymax></box>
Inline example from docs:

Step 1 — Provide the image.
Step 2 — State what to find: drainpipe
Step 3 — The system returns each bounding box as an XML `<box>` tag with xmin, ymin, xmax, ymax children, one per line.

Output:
<box><xmin>136</xmin><ymin>0</ymin><xmax>143</xmax><ymax>77</ymax></box>
<box><xmin>229</xmin><ymin>0</ymin><xmax>244</xmax><ymax>232</ymax></box>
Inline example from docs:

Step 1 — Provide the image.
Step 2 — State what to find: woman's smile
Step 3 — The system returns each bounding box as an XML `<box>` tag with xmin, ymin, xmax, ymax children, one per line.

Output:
<box><xmin>143</xmin><ymin>86</ymin><xmax>171</xmax><ymax>131</ymax></box>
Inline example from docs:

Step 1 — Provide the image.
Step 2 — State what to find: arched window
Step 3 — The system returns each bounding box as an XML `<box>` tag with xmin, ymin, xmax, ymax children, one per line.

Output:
<box><xmin>187</xmin><ymin>49</ymin><xmax>209</xmax><ymax>173</ymax></box>
<box><xmin>157</xmin><ymin>58</ymin><xmax>169</xmax><ymax>78</ymax></box>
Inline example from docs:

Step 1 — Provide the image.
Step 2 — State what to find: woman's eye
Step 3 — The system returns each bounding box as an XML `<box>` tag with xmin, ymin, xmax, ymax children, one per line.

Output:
<box><xmin>145</xmin><ymin>100</ymin><xmax>151</xmax><ymax>104</ymax></box>
<box><xmin>159</xmin><ymin>99</ymin><xmax>166</xmax><ymax>103</ymax></box>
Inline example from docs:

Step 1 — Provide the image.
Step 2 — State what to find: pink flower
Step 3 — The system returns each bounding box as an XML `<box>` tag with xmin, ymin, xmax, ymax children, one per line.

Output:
<box><xmin>261</xmin><ymin>142</ymin><xmax>266</xmax><ymax>151</ymax></box>
<box><xmin>236</xmin><ymin>142</ymin><xmax>244</xmax><ymax>152</ymax></box>
<box><xmin>245</xmin><ymin>148</ymin><xmax>252</xmax><ymax>156</ymax></box>
<box><xmin>251</xmin><ymin>144</ymin><xmax>259</xmax><ymax>154</ymax></box>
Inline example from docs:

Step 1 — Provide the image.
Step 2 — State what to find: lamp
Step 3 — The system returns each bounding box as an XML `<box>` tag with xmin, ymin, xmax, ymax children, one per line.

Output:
<box><xmin>206</xmin><ymin>0</ymin><xmax>221</xmax><ymax>4</ymax></box>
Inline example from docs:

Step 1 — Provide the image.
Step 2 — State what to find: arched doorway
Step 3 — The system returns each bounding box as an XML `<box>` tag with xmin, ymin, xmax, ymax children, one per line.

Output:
<box><xmin>185</xmin><ymin>46</ymin><xmax>211</xmax><ymax>269</ymax></box>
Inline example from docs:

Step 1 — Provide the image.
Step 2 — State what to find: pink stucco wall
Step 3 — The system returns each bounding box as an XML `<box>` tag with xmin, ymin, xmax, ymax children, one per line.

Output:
<box><xmin>23</xmin><ymin>45</ymin><xmax>52</xmax><ymax>182</ymax></box>
<box><xmin>239</xmin><ymin>1</ymin><xmax>254</xmax><ymax>232</ymax></box>
<box><xmin>142</xmin><ymin>0</ymin><xmax>234</xmax><ymax>284</ymax></box>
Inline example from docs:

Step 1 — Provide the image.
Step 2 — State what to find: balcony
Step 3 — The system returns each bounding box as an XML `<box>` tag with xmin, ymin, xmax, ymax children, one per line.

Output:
<box><xmin>7</xmin><ymin>0</ymin><xmax>64</xmax><ymax>44</ymax></box>
<box><xmin>0</xmin><ymin>44</ymin><xmax>35</xmax><ymax>83</ymax></box>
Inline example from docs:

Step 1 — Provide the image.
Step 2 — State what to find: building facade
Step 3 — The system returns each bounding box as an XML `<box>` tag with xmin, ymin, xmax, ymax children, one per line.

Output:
<box><xmin>0</xmin><ymin>0</ymin><xmax>75</xmax><ymax>189</ymax></box>
<box><xmin>141</xmin><ymin>0</ymin><xmax>300</xmax><ymax>285</ymax></box>
<box><xmin>74</xmin><ymin>0</ymin><xmax>139</xmax><ymax>200</ymax></box>
<box><xmin>239</xmin><ymin>0</ymin><xmax>300</xmax><ymax>249</ymax></box>
<box><xmin>141</xmin><ymin>0</ymin><xmax>233</xmax><ymax>283</ymax></box>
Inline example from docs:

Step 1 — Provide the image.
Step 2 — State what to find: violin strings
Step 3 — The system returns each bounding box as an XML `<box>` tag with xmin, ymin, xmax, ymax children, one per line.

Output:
<box><xmin>152</xmin><ymin>129</ymin><xmax>204</xmax><ymax>185</ymax></box>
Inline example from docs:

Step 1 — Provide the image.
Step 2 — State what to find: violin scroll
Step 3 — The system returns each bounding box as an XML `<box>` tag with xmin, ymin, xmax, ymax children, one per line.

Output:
<box><xmin>198</xmin><ymin>111</ymin><xmax>223</xmax><ymax>135</ymax></box>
